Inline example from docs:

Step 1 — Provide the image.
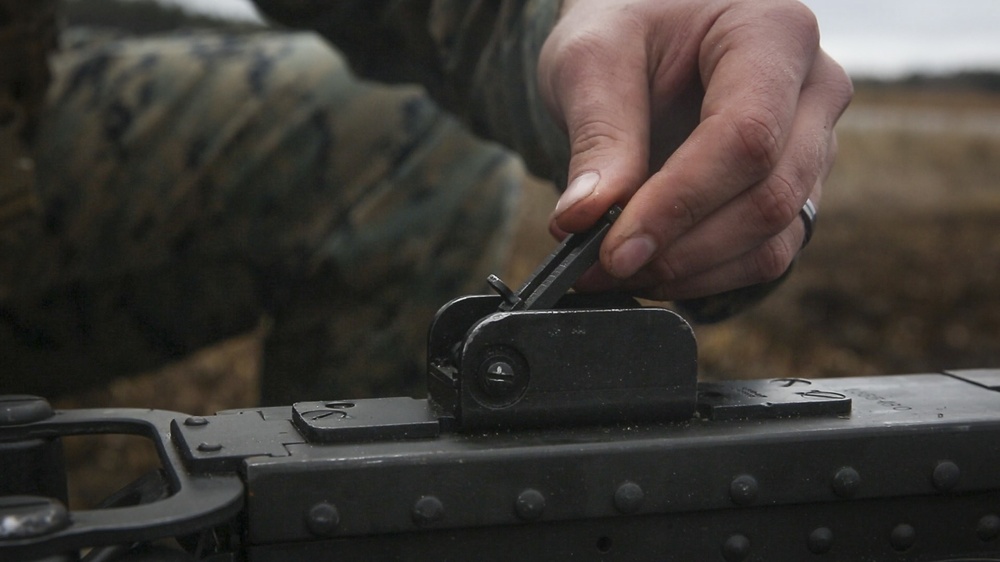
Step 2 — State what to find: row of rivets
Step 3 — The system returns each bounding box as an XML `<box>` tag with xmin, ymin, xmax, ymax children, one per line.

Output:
<box><xmin>726</xmin><ymin>461</ymin><xmax>962</xmax><ymax>505</ymax></box>
<box><xmin>722</xmin><ymin>516</ymin><xmax>1000</xmax><ymax>561</ymax></box>
<box><xmin>303</xmin><ymin>482</ymin><xmax>647</xmax><ymax>536</ymax></box>
<box><xmin>300</xmin><ymin>460</ymin><xmax>985</xmax><ymax>555</ymax></box>
<box><xmin>303</xmin><ymin>499</ymin><xmax>1000</xmax><ymax>558</ymax></box>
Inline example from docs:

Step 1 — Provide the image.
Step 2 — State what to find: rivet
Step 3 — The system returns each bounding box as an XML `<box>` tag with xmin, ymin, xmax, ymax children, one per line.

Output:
<box><xmin>515</xmin><ymin>489</ymin><xmax>546</xmax><ymax>521</ymax></box>
<box><xmin>412</xmin><ymin>496</ymin><xmax>444</xmax><ymax>525</ymax></box>
<box><xmin>931</xmin><ymin>460</ymin><xmax>960</xmax><ymax>491</ymax></box>
<box><xmin>890</xmin><ymin>523</ymin><xmax>916</xmax><ymax>551</ymax></box>
<box><xmin>184</xmin><ymin>416</ymin><xmax>209</xmax><ymax>427</ymax></box>
<box><xmin>614</xmin><ymin>481</ymin><xmax>644</xmax><ymax>514</ymax></box>
<box><xmin>807</xmin><ymin>527</ymin><xmax>834</xmax><ymax>554</ymax></box>
<box><xmin>197</xmin><ymin>442</ymin><xmax>223</xmax><ymax>452</ymax></box>
<box><xmin>832</xmin><ymin>467</ymin><xmax>861</xmax><ymax>498</ymax></box>
<box><xmin>305</xmin><ymin>502</ymin><xmax>340</xmax><ymax>537</ymax></box>
<box><xmin>977</xmin><ymin>514</ymin><xmax>1000</xmax><ymax>542</ymax></box>
<box><xmin>729</xmin><ymin>475</ymin><xmax>759</xmax><ymax>506</ymax></box>
<box><xmin>722</xmin><ymin>534</ymin><xmax>751</xmax><ymax>562</ymax></box>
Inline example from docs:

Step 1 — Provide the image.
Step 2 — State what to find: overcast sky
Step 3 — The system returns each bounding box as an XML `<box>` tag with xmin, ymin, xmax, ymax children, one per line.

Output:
<box><xmin>160</xmin><ymin>0</ymin><xmax>1000</xmax><ymax>78</ymax></box>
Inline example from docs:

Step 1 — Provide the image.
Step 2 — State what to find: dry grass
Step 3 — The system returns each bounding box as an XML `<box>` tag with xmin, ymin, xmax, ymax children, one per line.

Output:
<box><xmin>696</xmin><ymin>86</ymin><xmax>1000</xmax><ymax>380</ymax></box>
<box><xmin>56</xmin><ymin>83</ymin><xmax>1000</xmax><ymax>507</ymax></box>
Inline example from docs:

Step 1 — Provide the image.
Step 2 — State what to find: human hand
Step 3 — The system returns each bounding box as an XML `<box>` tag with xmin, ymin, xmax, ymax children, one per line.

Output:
<box><xmin>538</xmin><ymin>0</ymin><xmax>852</xmax><ymax>301</ymax></box>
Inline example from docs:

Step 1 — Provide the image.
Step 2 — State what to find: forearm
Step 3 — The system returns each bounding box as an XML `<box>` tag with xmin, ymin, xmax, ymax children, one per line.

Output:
<box><xmin>251</xmin><ymin>0</ymin><xmax>568</xmax><ymax>182</ymax></box>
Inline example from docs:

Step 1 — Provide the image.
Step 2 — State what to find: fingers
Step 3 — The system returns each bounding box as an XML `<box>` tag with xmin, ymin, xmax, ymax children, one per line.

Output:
<box><xmin>538</xmin><ymin>12</ymin><xmax>652</xmax><ymax>232</ymax></box>
<box><xmin>540</xmin><ymin>1</ymin><xmax>853</xmax><ymax>302</ymax></box>
<box><xmin>646</xmin><ymin>52</ymin><xmax>851</xmax><ymax>279</ymax></box>
<box><xmin>576</xmin><ymin>212</ymin><xmax>809</xmax><ymax>300</ymax></box>
<box><xmin>599</xmin><ymin>8</ymin><xmax>851</xmax><ymax>289</ymax></box>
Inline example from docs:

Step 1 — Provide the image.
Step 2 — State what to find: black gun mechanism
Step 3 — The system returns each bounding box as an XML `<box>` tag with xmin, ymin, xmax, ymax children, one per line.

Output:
<box><xmin>4</xmin><ymin>207</ymin><xmax>1000</xmax><ymax>561</ymax></box>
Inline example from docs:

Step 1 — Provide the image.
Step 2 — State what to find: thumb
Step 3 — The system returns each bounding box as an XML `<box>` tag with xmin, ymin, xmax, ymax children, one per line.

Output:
<box><xmin>545</xmin><ymin>53</ymin><xmax>650</xmax><ymax>233</ymax></box>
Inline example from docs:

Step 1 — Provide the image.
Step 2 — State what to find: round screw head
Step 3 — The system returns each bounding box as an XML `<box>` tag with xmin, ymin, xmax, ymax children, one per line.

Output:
<box><xmin>482</xmin><ymin>361</ymin><xmax>516</xmax><ymax>396</ymax></box>
<box><xmin>184</xmin><ymin>416</ymin><xmax>209</xmax><ymax>427</ymax></box>
<box><xmin>473</xmin><ymin>348</ymin><xmax>530</xmax><ymax>408</ymax></box>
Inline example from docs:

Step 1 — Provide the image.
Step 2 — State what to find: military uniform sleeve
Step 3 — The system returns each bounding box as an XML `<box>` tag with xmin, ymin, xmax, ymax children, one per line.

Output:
<box><xmin>251</xmin><ymin>0</ymin><xmax>570</xmax><ymax>185</ymax></box>
<box><xmin>251</xmin><ymin>0</ymin><xmax>785</xmax><ymax>321</ymax></box>
<box><xmin>0</xmin><ymin>0</ymin><xmax>58</xmax><ymax>291</ymax></box>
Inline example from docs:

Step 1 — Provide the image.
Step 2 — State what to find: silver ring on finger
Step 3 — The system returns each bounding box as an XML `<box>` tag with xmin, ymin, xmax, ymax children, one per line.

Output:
<box><xmin>799</xmin><ymin>198</ymin><xmax>817</xmax><ymax>249</ymax></box>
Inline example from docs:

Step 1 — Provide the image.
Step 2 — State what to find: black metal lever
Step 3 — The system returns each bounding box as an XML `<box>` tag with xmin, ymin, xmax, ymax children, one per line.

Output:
<box><xmin>488</xmin><ymin>206</ymin><xmax>622</xmax><ymax>312</ymax></box>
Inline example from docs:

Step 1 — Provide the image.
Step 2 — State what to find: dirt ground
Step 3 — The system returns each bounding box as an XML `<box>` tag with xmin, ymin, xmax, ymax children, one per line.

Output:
<box><xmin>53</xmin><ymin>84</ymin><xmax>1000</xmax><ymax>508</ymax></box>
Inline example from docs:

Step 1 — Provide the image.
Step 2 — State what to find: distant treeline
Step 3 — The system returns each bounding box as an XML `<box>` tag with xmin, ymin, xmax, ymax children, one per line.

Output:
<box><xmin>63</xmin><ymin>0</ymin><xmax>266</xmax><ymax>34</ymax></box>
<box><xmin>853</xmin><ymin>71</ymin><xmax>1000</xmax><ymax>94</ymax></box>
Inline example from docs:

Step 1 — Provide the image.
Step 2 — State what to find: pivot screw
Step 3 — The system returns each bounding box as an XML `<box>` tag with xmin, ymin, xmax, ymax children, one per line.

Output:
<box><xmin>474</xmin><ymin>349</ymin><xmax>529</xmax><ymax>407</ymax></box>
<box><xmin>483</xmin><ymin>361</ymin><xmax>516</xmax><ymax>397</ymax></box>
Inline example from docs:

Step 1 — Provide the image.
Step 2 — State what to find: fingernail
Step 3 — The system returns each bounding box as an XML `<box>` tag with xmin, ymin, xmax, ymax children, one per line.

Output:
<box><xmin>610</xmin><ymin>235</ymin><xmax>656</xmax><ymax>278</ymax></box>
<box><xmin>554</xmin><ymin>171</ymin><xmax>600</xmax><ymax>216</ymax></box>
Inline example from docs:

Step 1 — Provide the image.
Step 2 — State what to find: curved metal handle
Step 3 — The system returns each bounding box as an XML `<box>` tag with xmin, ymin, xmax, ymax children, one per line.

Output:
<box><xmin>0</xmin><ymin>408</ymin><xmax>245</xmax><ymax>560</ymax></box>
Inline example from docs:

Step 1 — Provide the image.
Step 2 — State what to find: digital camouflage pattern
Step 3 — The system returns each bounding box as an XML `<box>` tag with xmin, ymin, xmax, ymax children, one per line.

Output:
<box><xmin>1</xmin><ymin>0</ymin><xmax>778</xmax><ymax>403</ymax></box>
<box><xmin>1</xmin><ymin>25</ymin><xmax>531</xmax><ymax>404</ymax></box>
<box><xmin>0</xmin><ymin>0</ymin><xmax>58</xmax><ymax>297</ymax></box>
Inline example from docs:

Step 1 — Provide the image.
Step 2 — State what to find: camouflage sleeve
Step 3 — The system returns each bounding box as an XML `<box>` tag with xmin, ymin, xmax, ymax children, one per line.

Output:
<box><xmin>251</xmin><ymin>0</ymin><xmax>570</xmax><ymax>186</ymax></box>
<box><xmin>251</xmin><ymin>0</ymin><xmax>784</xmax><ymax>321</ymax></box>
<box><xmin>0</xmin><ymin>0</ymin><xmax>58</xmax><ymax>233</ymax></box>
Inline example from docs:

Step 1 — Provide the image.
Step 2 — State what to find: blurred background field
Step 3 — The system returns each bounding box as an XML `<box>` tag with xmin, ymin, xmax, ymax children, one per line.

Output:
<box><xmin>46</xmin><ymin>0</ymin><xmax>1000</xmax><ymax>507</ymax></box>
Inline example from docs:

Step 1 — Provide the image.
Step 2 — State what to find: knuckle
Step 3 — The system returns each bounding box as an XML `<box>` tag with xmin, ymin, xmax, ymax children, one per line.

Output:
<box><xmin>545</xmin><ymin>31</ymin><xmax>616</xmax><ymax>87</ymax></box>
<box><xmin>830</xmin><ymin>65</ymin><xmax>856</xmax><ymax>109</ymax></box>
<box><xmin>781</xmin><ymin>2</ymin><xmax>821</xmax><ymax>48</ymax></box>
<box><xmin>661</xmin><ymin>186</ymin><xmax>702</xmax><ymax>233</ymax></box>
<box><xmin>728</xmin><ymin>108</ymin><xmax>782</xmax><ymax>176</ymax></box>
<box><xmin>652</xmin><ymin>253</ymin><xmax>685</xmax><ymax>284</ymax></box>
<box><xmin>749</xmin><ymin>236</ymin><xmax>796</xmax><ymax>283</ymax></box>
<box><xmin>750</xmin><ymin>173</ymin><xmax>801</xmax><ymax>235</ymax></box>
<box><xmin>569</xmin><ymin>118</ymin><xmax>631</xmax><ymax>158</ymax></box>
